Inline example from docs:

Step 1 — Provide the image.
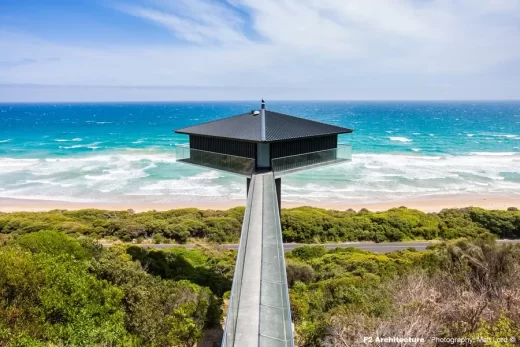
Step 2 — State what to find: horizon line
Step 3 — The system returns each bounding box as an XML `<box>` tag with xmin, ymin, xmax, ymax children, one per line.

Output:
<box><xmin>1</xmin><ymin>99</ymin><xmax>520</xmax><ymax>104</ymax></box>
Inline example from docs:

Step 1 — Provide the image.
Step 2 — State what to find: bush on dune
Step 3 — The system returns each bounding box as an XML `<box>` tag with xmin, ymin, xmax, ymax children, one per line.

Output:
<box><xmin>1</xmin><ymin>206</ymin><xmax>519</xmax><ymax>244</ymax></box>
<box><xmin>282</xmin><ymin>207</ymin><xmax>443</xmax><ymax>243</ymax></box>
<box><xmin>0</xmin><ymin>208</ymin><xmax>245</xmax><ymax>244</ymax></box>
<box><xmin>288</xmin><ymin>237</ymin><xmax>520</xmax><ymax>346</ymax></box>
<box><xmin>124</xmin><ymin>246</ymin><xmax>236</xmax><ymax>297</ymax></box>
<box><xmin>0</xmin><ymin>231</ymin><xmax>223</xmax><ymax>346</ymax></box>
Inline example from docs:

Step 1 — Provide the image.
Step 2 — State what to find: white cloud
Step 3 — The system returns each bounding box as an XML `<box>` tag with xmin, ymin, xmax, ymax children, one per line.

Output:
<box><xmin>114</xmin><ymin>0</ymin><xmax>248</xmax><ymax>44</ymax></box>
<box><xmin>0</xmin><ymin>0</ymin><xmax>519</xmax><ymax>101</ymax></box>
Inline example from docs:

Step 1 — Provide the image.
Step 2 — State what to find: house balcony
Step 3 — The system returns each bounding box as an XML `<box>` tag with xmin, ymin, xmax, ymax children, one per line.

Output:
<box><xmin>175</xmin><ymin>144</ymin><xmax>255</xmax><ymax>176</ymax></box>
<box><xmin>271</xmin><ymin>144</ymin><xmax>352</xmax><ymax>177</ymax></box>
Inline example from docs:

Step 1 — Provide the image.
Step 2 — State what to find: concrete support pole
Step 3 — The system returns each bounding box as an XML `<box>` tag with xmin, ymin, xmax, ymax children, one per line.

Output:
<box><xmin>275</xmin><ymin>177</ymin><xmax>281</xmax><ymax>216</ymax></box>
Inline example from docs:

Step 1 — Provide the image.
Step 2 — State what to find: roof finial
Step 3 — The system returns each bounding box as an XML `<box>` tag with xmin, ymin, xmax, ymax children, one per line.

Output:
<box><xmin>260</xmin><ymin>99</ymin><xmax>266</xmax><ymax>141</ymax></box>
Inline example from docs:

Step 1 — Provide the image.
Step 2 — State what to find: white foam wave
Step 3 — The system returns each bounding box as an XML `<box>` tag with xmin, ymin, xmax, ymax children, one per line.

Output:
<box><xmin>55</xmin><ymin>138</ymin><xmax>82</xmax><ymax>142</ymax></box>
<box><xmin>476</xmin><ymin>133</ymin><xmax>520</xmax><ymax>140</ymax></box>
<box><xmin>187</xmin><ymin>171</ymin><xmax>223</xmax><ymax>180</ymax></box>
<box><xmin>59</xmin><ymin>142</ymin><xmax>102</xmax><ymax>149</ymax></box>
<box><xmin>0</xmin><ymin>139</ymin><xmax>12</xmax><ymax>143</ymax></box>
<box><xmin>135</xmin><ymin>176</ymin><xmax>234</xmax><ymax>198</ymax></box>
<box><xmin>85</xmin><ymin>168</ymin><xmax>148</xmax><ymax>181</ymax></box>
<box><xmin>488</xmin><ymin>134</ymin><xmax>518</xmax><ymax>138</ymax></box>
<box><xmin>279</xmin><ymin>152</ymin><xmax>520</xmax><ymax>202</ymax></box>
<box><xmin>411</xmin><ymin>148</ymin><xmax>421</xmax><ymax>152</ymax></box>
<box><xmin>389</xmin><ymin>137</ymin><xmax>412</xmax><ymax>143</ymax></box>
<box><xmin>471</xmin><ymin>152</ymin><xmax>518</xmax><ymax>156</ymax></box>
<box><xmin>23</xmin><ymin>179</ymin><xmax>75</xmax><ymax>188</ymax></box>
<box><xmin>2</xmin><ymin>150</ymin><xmax>520</xmax><ymax>204</ymax></box>
<box><xmin>0</xmin><ymin>158</ymin><xmax>39</xmax><ymax>173</ymax></box>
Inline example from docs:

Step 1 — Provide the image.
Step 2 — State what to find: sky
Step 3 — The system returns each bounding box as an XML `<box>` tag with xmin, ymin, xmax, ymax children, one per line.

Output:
<box><xmin>0</xmin><ymin>0</ymin><xmax>519</xmax><ymax>102</ymax></box>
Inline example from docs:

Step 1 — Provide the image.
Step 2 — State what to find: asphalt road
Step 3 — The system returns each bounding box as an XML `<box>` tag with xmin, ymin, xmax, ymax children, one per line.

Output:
<box><xmin>103</xmin><ymin>239</ymin><xmax>520</xmax><ymax>253</ymax></box>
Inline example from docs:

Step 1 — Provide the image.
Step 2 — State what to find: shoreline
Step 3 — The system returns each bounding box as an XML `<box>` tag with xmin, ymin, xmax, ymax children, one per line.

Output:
<box><xmin>0</xmin><ymin>194</ymin><xmax>518</xmax><ymax>213</ymax></box>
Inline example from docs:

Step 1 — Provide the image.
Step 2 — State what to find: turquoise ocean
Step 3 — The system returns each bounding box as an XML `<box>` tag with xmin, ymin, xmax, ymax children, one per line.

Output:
<box><xmin>1</xmin><ymin>101</ymin><xmax>520</xmax><ymax>205</ymax></box>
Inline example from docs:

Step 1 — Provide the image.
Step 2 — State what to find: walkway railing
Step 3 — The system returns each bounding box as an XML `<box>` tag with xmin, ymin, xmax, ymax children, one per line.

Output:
<box><xmin>271</xmin><ymin>144</ymin><xmax>352</xmax><ymax>176</ymax></box>
<box><xmin>222</xmin><ymin>175</ymin><xmax>257</xmax><ymax>346</ymax></box>
<box><xmin>175</xmin><ymin>144</ymin><xmax>255</xmax><ymax>176</ymax></box>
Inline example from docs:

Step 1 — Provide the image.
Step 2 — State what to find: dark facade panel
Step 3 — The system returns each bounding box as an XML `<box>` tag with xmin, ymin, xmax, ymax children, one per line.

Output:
<box><xmin>190</xmin><ymin>135</ymin><xmax>256</xmax><ymax>159</ymax></box>
<box><xmin>270</xmin><ymin>135</ymin><xmax>337</xmax><ymax>159</ymax></box>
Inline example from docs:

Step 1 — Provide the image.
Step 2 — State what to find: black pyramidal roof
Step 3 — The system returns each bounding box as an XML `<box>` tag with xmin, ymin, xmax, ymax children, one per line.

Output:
<box><xmin>175</xmin><ymin>109</ymin><xmax>353</xmax><ymax>142</ymax></box>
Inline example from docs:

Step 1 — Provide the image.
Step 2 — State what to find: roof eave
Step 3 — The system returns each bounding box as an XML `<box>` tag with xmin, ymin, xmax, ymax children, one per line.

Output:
<box><xmin>173</xmin><ymin>130</ymin><xmax>262</xmax><ymax>143</ymax></box>
<box><xmin>174</xmin><ymin>129</ymin><xmax>353</xmax><ymax>142</ymax></box>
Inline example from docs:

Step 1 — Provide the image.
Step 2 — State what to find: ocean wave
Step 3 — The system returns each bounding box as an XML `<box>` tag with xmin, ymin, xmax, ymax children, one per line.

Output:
<box><xmin>134</xmin><ymin>176</ymin><xmax>235</xmax><ymax>198</ymax></box>
<box><xmin>22</xmin><ymin>179</ymin><xmax>75</xmax><ymax>188</ymax></box>
<box><xmin>0</xmin><ymin>157</ymin><xmax>40</xmax><ymax>173</ymax></box>
<box><xmin>389</xmin><ymin>137</ymin><xmax>412</xmax><ymax>143</ymax></box>
<box><xmin>280</xmin><ymin>152</ymin><xmax>520</xmax><ymax>202</ymax></box>
<box><xmin>187</xmin><ymin>171</ymin><xmax>223</xmax><ymax>180</ymax></box>
<box><xmin>475</xmin><ymin>133</ymin><xmax>520</xmax><ymax>140</ymax></box>
<box><xmin>85</xmin><ymin>168</ymin><xmax>149</xmax><ymax>181</ymax></box>
<box><xmin>1</xmin><ymin>151</ymin><xmax>520</xmax><ymax>204</ymax></box>
<box><xmin>470</xmin><ymin>152</ymin><xmax>518</xmax><ymax>156</ymax></box>
<box><xmin>59</xmin><ymin>142</ymin><xmax>102</xmax><ymax>149</ymax></box>
<box><xmin>55</xmin><ymin>138</ymin><xmax>82</xmax><ymax>142</ymax></box>
<box><xmin>0</xmin><ymin>139</ymin><xmax>12</xmax><ymax>143</ymax></box>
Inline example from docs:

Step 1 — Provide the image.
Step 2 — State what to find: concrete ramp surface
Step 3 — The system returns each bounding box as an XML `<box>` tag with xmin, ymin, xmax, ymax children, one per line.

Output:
<box><xmin>222</xmin><ymin>173</ymin><xmax>294</xmax><ymax>347</ymax></box>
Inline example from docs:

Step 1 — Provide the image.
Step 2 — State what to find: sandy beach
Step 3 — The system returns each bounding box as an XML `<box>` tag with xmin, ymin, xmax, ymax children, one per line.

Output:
<box><xmin>0</xmin><ymin>194</ymin><xmax>518</xmax><ymax>213</ymax></box>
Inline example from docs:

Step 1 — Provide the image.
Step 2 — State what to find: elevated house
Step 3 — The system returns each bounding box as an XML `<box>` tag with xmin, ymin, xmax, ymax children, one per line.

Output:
<box><xmin>175</xmin><ymin>100</ymin><xmax>353</xmax><ymax>176</ymax></box>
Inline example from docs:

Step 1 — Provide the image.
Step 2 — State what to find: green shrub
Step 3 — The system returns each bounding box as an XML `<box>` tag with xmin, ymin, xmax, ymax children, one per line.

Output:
<box><xmin>16</xmin><ymin>230</ymin><xmax>93</xmax><ymax>260</ymax></box>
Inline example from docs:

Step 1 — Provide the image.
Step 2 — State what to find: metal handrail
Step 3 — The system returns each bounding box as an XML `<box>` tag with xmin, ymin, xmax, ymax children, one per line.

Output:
<box><xmin>270</xmin><ymin>172</ymin><xmax>294</xmax><ymax>346</ymax></box>
<box><xmin>271</xmin><ymin>144</ymin><xmax>352</xmax><ymax>176</ymax></box>
<box><xmin>175</xmin><ymin>143</ymin><xmax>253</xmax><ymax>160</ymax></box>
<box><xmin>271</xmin><ymin>144</ymin><xmax>351</xmax><ymax>161</ymax></box>
<box><xmin>175</xmin><ymin>144</ymin><xmax>255</xmax><ymax>176</ymax></box>
<box><xmin>222</xmin><ymin>175</ymin><xmax>257</xmax><ymax>346</ymax></box>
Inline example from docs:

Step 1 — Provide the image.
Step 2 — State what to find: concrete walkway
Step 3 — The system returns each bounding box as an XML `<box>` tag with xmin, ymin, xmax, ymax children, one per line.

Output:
<box><xmin>222</xmin><ymin>173</ymin><xmax>293</xmax><ymax>347</ymax></box>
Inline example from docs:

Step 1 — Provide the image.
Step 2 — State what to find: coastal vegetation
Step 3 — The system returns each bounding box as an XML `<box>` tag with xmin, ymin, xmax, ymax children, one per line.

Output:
<box><xmin>0</xmin><ymin>231</ymin><xmax>230</xmax><ymax>346</ymax></box>
<box><xmin>0</xmin><ymin>229</ymin><xmax>519</xmax><ymax>345</ymax></box>
<box><xmin>1</xmin><ymin>207</ymin><xmax>519</xmax><ymax>345</ymax></box>
<box><xmin>1</xmin><ymin>206</ymin><xmax>519</xmax><ymax>244</ymax></box>
<box><xmin>287</xmin><ymin>238</ymin><xmax>520</xmax><ymax>346</ymax></box>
